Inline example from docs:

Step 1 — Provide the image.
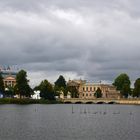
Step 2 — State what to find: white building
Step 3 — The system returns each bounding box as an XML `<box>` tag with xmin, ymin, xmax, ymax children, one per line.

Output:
<box><xmin>31</xmin><ymin>91</ymin><xmax>41</xmax><ymax>99</ymax></box>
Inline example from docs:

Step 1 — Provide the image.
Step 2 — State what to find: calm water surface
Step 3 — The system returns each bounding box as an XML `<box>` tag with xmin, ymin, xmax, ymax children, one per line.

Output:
<box><xmin>0</xmin><ymin>104</ymin><xmax>139</xmax><ymax>140</ymax></box>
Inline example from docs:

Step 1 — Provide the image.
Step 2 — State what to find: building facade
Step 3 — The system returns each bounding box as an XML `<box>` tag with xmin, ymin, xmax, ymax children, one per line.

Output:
<box><xmin>31</xmin><ymin>91</ymin><xmax>41</xmax><ymax>99</ymax></box>
<box><xmin>67</xmin><ymin>79</ymin><xmax>120</xmax><ymax>99</ymax></box>
<box><xmin>0</xmin><ymin>67</ymin><xmax>18</xmax><ymax>88</ymax></box>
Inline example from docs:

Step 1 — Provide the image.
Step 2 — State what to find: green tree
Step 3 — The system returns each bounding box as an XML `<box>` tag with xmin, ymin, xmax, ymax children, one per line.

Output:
<box><xmin>133</xmin><ymin>78</ymin><xmax>140</xmax><ymax>97</ymax></box>
<box><xmin>37</xmin><ymin>80</ymin><xmax>55</xmax><ymax>100</ymax></box>
<box><xmin>67</xmin><ymin>86</ymin><xmax>79</xmax><ymax>98</ymax></box>
<box><xmin>55</xmin><ymin>75</ymin><xmax>66</xmax><ymax>88</ymax></box>
<box><xmin>94</xmin><ymin>87</ymin><xmax>102</xmax><ymax>98</ymax></box>
<box><xmin>5</xmin><ymin>86</ymin><xmax>15</xmax><ymax>97</ymax></box>
<box><xmin>15</xmin><ymin>70</ymin><xmax>32</xmax><ymax>98</ymax></box>
<box><xmin>54</xmin><ymin>75</ymin><xmax>66</xmax><ymax>96</ymax></box>
<box><xmin>113</xmin><ymin>73</ymin><xmax>131</xmax><ymax>98</ymax></box>
<box><xmin>0</xmin><ymin>72</ymin><xmax>4</xmax><ymax>93</ymax></box>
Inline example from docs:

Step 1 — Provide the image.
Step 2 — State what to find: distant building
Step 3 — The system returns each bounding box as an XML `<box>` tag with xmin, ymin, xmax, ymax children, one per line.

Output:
<box><xmin>0</xmin><ymin>66</ymin><xmax>18</xmax><ymax>88</ymax></box>
<box><xmin>67</xmin><ymin>79</ymin><xmax>120</xmax><ymax>99</ymax></box>
<box><xmin>31</xmin><ymin>91</ymin><xmax>41</xmax><ymax>99</ymax></box>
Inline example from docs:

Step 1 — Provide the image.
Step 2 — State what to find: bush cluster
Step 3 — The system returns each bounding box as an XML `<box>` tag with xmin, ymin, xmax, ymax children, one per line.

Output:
<box><xmin>0</xmin><ymin>98</ymin><xmax>61</xmax><ymax>104</ymax></box>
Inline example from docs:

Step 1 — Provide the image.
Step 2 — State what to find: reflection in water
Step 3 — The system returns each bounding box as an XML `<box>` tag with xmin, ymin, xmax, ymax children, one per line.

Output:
<box><xmin>0</xmin><ymin>104</ymin><xmax>139</xmax><ymax>140</ymax></box>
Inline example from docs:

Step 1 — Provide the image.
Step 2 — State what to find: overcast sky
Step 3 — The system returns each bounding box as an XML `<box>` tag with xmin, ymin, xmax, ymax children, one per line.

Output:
<box><xmin>0</xmin><ymin>0</ymin><xmax>140</xmax><ymax>86</ymax></box>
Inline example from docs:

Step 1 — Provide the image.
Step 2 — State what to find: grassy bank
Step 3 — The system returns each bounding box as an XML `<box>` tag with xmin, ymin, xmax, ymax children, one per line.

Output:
<box><xmin>0</xmin><ymin>98</ymin><xmax>62</xmax><ymax>104</ymax></box>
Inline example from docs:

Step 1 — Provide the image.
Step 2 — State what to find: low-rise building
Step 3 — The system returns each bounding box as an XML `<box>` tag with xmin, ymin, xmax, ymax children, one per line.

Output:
<box><xmin>31</xmin><ymin>91</ymin><xmax>41</xmax><ymax>99</ymax></box>
<box><xmin>0</xmin><ymin>67</ymin><xmax>17</xmax><ymax>88</ymax></box>
<box><xmin>67</xmin><ymin>79</ymin><xmax>120</xmax><ymax>99</ymax></box>
<box><xmin>0</xmin><ymin>67</ymin><xmax>18</xmax><ymax>98</ymax></box>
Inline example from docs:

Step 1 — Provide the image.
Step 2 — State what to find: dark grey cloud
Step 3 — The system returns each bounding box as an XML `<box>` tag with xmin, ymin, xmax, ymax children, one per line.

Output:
<box><xmin>0</xmin><ymin>0</ymin><xmax>140</xmax><ymax>86</ymax></box>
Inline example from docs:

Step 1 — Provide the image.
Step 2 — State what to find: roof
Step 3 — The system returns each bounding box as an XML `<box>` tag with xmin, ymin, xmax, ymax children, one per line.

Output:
<box><xmin>0</xmin><ymin>71</ymin><xmax>17</xmax><ymax>78</ymax></box>
<box><xmin>4</xmin><ymin>76</ymin><xmax>16</xmax><ymax>80</ymax></box>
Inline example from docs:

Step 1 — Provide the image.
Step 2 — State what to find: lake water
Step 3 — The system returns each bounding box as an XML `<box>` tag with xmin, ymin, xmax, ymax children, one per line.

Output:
<box><xmin>0</xmin><ymin>104</ymin><xmax>139</xmax><ymax>140</ymax></box>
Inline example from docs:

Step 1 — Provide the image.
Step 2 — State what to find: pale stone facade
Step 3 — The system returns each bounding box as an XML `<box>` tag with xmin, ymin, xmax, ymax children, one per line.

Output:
<box><xmin>0</xmin><ymin>69</ymin><xmax>17</xmax><ymax>88</ymax></box>
<box><xmin>68</xmin><ymin>80</ymin><xmax>120</xmax><ymax>99</ymax></box>
<box><xmin>3</xmin><ymin>76</ymin><xmax>16</xmax><ymax>87</ymax></box>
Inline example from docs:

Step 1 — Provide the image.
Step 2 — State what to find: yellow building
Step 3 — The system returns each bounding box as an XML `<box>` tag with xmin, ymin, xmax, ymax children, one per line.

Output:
<box><xmin>67</xmin><ymin>79</ymin><xmax>120</xmax><ymax>99</ymax></box>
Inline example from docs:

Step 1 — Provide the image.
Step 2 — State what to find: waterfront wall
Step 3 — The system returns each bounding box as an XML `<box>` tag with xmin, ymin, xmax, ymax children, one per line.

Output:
<box><xmin>62</xmin><ymin>98</ymin><xmax>140</xmax><ymax>105</ymax></box>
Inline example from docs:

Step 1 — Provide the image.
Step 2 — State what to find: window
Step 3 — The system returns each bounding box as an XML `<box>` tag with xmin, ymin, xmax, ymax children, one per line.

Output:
<box><xmin>90</xmin><ymin>87</ymin><xmax>92</xmax><ymax>91</ymax></box>
<box><xmin>83</xmin><ymin>87</ymin><xmax>85</xmax><ymax>91</ymax></box>
<box><xmin>86</xmin><ymin>87</ymin><xmax>88</xmax><ymax>91</ymax></box>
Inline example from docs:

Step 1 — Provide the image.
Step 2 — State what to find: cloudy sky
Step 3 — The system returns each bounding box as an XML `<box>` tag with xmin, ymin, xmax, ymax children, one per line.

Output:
<box><xmin>0</xmin><ymin>0</ymin><xmax>140</xmax><ymax>86</ymax></box>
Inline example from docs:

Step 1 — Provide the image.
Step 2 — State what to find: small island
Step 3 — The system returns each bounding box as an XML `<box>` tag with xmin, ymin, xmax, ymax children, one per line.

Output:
<box><xmin>0</xmin><ymin>67</ymin><xmax>140</xmax><ymax>104</ymax></box>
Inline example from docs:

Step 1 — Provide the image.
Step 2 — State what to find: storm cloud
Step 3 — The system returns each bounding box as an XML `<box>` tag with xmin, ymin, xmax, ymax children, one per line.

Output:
<box><xmin>0</xmin><ymin>0</ymin><xmax>140</xmax><ymax>86</ymax></box>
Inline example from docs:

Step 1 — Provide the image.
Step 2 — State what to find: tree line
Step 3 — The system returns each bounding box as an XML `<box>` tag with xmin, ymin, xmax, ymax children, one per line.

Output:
<box><xmin>0</xmin><ymin>70</ymin><xmax>140</xmax><ymax>100</ymax></box>
<box><xmin>113</xmin><ymin>73</ymin><xmax>140</xmax><ymax>98</ymax></box>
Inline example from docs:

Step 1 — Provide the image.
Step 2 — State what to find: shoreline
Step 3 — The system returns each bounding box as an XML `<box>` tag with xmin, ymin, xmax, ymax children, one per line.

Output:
<box><xmin>0</xmin><ymin>98</ymin><xmax>62</xmax><ymax>104</ymax></box>
<box><xmin>0</xmin><ymin>98</ymin><xmax>140</xmax><ymax>105</ymax></box>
